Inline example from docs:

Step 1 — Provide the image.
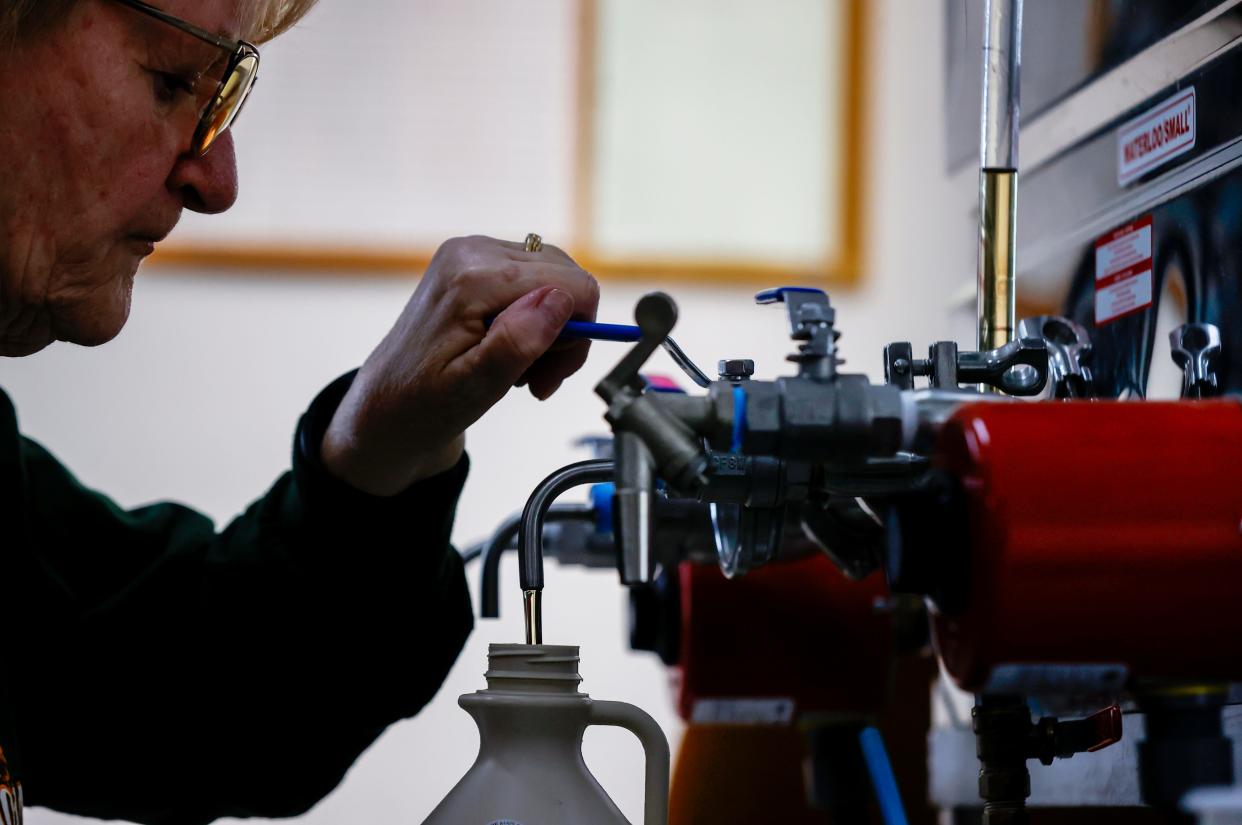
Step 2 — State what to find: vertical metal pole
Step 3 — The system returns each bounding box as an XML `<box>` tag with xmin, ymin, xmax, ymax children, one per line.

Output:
<box><xmin>978</xmin><ymin>0</ymin><xmax>1023</xmax><ymax>354</ymax></box>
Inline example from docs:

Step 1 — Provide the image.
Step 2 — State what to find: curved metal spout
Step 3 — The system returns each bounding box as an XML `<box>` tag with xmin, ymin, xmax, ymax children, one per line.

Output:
<box><xmin>518</xmin><ymin>459</ymin><xmax>615</xmax><ymax>643</ymax></box>
<box><xmin>479</xmin><ymin>504</ymin><xmax>594</xmax><ymax>619</ymax></box>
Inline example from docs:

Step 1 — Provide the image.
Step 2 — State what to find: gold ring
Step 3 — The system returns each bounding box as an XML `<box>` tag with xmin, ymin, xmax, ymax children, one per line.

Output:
<box><xmin>524</xmin><ymin>233</ymin><xmax>543</xmax><ymax>253</ymax></box>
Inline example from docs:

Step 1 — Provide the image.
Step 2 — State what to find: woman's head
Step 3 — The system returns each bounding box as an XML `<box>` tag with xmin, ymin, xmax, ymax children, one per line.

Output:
<box><xmin>1</xmin><ymin>0</ymin><xmax>313</xmax><ymax>49</ymax></box>
<box><xmin>0</xmin><ymin>0</ymin><xmax>316</xmax><ymax>356</ymax></box>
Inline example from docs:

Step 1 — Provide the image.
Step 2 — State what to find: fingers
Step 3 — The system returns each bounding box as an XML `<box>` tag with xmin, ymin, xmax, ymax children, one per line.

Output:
<box><xmin>501</xmin><ymin>262</ymin><xmax>598</xmax><ymax>322</ymax></box>
<box><xmin>434</xmin><ymin>236</ymin><xmax>599</xmax><ymax>324</ymax></box>
<box><xmin>497</xmin><ymin>237</ymin><xmax>578</xmax><ymax>266</ymax></box>
<box><xmin>525</xmin><ymin>340</ymin><xmax>591</xmax><ymax>400</ymax></box>
<box><xmin>468</xmin><ymin>285</ymin><xmax>576</xmax><ymax>390</ymax></box>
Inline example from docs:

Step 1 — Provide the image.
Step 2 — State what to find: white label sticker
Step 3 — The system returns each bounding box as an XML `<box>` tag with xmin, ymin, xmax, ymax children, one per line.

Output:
<box><xmin>1094</xmin><ymin>215</ymin><xmax>1154</xmax><ymax>325</ymax></box>
<box><xmin>985</xmin><ymin>663</ymin><xmax>1130</xmax><ymax>694</ymax></box>
<box><xmin>690</xmin><ymin>698</ymin><xmax>795</xmax><ymax>725</ymax></box>
<box><xmin>1118</xmin><ymin>87</ymin><xmax>1196</xmax><ymax>185</ymax></box>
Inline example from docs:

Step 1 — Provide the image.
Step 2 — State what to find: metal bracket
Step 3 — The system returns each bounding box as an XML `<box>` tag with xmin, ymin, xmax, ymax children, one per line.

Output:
<box><xmin>884</xmin><ymin>337</ymin><xmax>1049</xmax><ymax>395</ymax></box>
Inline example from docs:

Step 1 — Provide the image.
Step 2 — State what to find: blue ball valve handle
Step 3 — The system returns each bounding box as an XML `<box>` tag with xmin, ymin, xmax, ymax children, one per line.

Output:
<box><xmin>483</xmin><ymin>315</ymin><xmax>641</xmax><ymax>343</ymax></box>
<box><xmin>756</xmin><ymin>286</ymin><xmax>838</xmax><ymax>380</ymax></box>
<box><xmin>485</xmin><ymin>314</ymin><xmax>712</xmax><ymax>388</ymax></box>
<box><xmin>560</xmin><ymin>320</ymin><xmax>642</xmax><ymax>342</ymax></box>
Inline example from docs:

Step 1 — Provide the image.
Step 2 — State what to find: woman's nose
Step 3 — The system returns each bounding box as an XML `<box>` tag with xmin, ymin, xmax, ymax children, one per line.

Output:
<box><xmin>167</xmin><ymin>131</ymin><xmax>240</xmax><ymax>215</ymax></box>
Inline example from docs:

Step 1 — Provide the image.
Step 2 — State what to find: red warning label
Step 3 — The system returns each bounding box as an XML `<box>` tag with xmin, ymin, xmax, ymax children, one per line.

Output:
<box><xmin>1095</xmin><ymin>215</ymin><xmax>1153</xmax><ymax>325</ymax></box>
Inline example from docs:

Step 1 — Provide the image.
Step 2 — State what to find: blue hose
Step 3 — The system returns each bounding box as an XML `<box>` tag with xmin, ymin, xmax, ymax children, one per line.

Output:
<box><xmin>860</xmin><ymin>726</ymin><xmax>909</xmax><ymax>825</ymax></box>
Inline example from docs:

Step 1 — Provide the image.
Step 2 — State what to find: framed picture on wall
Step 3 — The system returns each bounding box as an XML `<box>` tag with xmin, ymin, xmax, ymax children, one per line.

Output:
<box><xmin>576</xmin><ymin>0</ymin><xmax>867</xmax><ymax>285</ymax></box>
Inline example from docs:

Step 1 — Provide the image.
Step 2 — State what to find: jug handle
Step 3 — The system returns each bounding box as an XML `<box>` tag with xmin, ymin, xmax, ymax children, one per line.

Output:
<box><xmin>588</xmin><ymin>700</ymin><xmax>670</xmax><ymax>825</ymax></box>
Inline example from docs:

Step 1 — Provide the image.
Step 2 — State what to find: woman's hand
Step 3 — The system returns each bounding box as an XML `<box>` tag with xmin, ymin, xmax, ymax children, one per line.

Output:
<box><xmin>320</xmin><ymin>235</ymin><xmax>600</xmax><ymax>496</ymax></box>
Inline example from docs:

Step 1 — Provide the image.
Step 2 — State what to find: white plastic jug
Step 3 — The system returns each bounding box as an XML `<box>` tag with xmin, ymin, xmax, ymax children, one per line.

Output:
<box><xmin>422</xmin><ymin>644</ymin><xmax>669</xmax><ymax>825</ymax></box>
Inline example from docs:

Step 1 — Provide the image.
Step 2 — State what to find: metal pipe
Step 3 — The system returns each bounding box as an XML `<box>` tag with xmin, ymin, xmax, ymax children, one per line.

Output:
<box><xmin>518</xmin><ymin>459</ymin><xmax>615</xmax><ymax>644</ymax></box>
<box><xmin>614</xmin><ymin>432</ymin><xmax>656</xmax><ymax>585</ymax></box>
<box><xmin>977</xmin><ymin>0</ymin><xmax>1023</xmax><ymax>354</ymax></box>
<box><xmin>980</xmin><ymin>0</ymin><xmax>1021</xmax><ymax>170</ymax></box>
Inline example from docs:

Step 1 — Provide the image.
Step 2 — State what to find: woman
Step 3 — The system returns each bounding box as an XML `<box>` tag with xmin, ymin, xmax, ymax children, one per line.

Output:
<box><xmin>0</xmin><ymin>1</ymin><xmax>599</xmax><ymax>823</ymax></box>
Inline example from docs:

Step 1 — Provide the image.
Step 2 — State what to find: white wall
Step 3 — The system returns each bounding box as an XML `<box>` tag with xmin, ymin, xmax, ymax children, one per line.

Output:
<box><xmin>7</xmin><ymin>0</ymin><xmax>975</xmax><ymax>822</ymax></box>
<box><xmin>173</xmin><ymin>0</ymin><xmax>582</xmax><ymax>248</ymax></box>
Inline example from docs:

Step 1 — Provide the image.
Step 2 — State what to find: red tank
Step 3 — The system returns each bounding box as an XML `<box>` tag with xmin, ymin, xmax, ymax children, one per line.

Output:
<box><xmin>931</xmin><ymin>400</ymin><xmax>1242</xmax><ymax>692</ymax></box>
<box><xmin>677</xmin><ymin>553</ymin><xmax>893</xmax><ymax>718</ymax></box>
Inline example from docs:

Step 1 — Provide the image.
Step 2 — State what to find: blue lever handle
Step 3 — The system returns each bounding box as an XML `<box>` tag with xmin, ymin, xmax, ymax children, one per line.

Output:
<box><xmin>560</xmin><ymin>320</ymin><xmax>642</xmax><ymax>342</ymax></box>
<box><xmin>484</xmin><ymin>316</ymin><xmax>642</xmax><ymax>343</ymax></box>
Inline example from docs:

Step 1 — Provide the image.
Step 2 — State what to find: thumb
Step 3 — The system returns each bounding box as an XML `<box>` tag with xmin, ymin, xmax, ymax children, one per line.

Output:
<box><xmin>473</xmin><ymin>286</ymin><xmax>575</xmax><ymax>388</ymax></box>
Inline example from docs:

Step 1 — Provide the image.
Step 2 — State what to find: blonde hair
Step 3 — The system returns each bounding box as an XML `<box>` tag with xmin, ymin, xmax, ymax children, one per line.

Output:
<box><xmin>1</xmin><ymin>0</ymin><xmax>320</xmax><ymax>46</ymax></box>
<box><xmin>244</xmin><ymin>0</ymin><xmax>320</xmax><ymax>43</ymax></box>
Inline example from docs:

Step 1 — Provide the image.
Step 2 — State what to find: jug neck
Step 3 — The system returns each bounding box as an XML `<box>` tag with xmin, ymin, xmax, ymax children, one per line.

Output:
<box><xmin>467</xmin><ymin>701</ymin><xmax>591</xmax><ymax>762</ymax></box>
<box><xmin>481</xmin><ymin>643</ymin><xmax>586</xmax><ymax>696</ymax></box>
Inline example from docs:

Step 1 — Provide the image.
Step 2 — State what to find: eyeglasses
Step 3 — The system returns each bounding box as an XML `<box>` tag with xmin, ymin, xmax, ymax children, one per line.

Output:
<box><xmin>111</xmin><ymin>0</ymin><xmax>261</xmax><ymax>156</ymax></box>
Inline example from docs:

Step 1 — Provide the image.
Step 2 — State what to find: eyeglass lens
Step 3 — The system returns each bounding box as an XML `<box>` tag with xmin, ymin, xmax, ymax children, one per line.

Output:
<box><xmin>195</xmin><ymin>51</ymin><xmax>259</xmax><ymax>155</ymax></box>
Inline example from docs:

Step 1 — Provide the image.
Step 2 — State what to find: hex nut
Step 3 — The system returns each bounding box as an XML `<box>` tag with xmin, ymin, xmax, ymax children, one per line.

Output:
<box><xmin>717</xmin><ymin>359</ymin><xmax>756</xmax><ymax>380</ymax></box>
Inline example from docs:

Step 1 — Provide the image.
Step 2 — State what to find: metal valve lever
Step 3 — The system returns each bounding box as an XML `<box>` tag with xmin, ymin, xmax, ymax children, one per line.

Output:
<box><xmin>1017</xmin><ymin>315</ymin><xmax>1094</xmax><ymax>399</ymax></box>
<box><xmin>1029</xmin><ymin>705</ymin><xmax>1124</xmax><ymax>765</ymax></box>
<box><xmin>1170</xmin><ymin>322</ymin><xmax>1222</xmax><ymax>399</ymax></box>
<box><xmin>595</xmin><ymin>293</ymin><xmax>709</xmax><ymax>493</ymax></box>
<box><xmin>883</xmin><ymin>338</ymin><xmax>1049</xmax><ymax>395</ymax></box>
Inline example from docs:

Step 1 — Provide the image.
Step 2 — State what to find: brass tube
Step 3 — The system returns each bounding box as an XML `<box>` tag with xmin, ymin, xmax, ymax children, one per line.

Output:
<box><xmin>978</xmin><ymin>168</ymin><xmax>1017</xmax><ymax>352</ymax></box>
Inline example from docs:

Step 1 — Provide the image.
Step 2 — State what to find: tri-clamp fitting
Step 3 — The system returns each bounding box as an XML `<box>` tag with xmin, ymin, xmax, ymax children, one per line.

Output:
<box><xmin>1017</xmin><ymin>315</ymin><xmax>1094</xmax><ymax>399</ymax></box>
<box><xmin>1170</xmin><ymin>322</ymin><xmax>1223</xmax><ymax>399</ymax></box>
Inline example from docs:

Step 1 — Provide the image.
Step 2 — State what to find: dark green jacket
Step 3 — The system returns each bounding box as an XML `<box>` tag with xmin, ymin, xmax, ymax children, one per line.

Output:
<box><xmin>0</xmin><ymin>372</ymin><xmax>474</xmax><ymax>824</ymax></box>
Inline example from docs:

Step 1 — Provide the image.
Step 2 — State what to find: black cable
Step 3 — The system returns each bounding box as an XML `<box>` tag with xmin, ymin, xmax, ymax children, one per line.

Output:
<box><xmin>479</xmin><ymin>514</ymin><xmax>521</xmax><ymax>619</ymax></box>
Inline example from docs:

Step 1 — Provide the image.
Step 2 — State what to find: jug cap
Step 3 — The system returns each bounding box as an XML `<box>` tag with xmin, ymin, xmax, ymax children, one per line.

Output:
<box><xmin>485</xmin><ymin>644</ymin><xmax>584</xmax><ymax>694</ymax></box>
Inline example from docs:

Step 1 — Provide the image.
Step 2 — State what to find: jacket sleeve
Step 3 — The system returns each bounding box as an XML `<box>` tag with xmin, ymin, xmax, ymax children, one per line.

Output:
<box><xmin>14</xmin><ymin>371</ymin><xmax>474</xmax><ymax>825</ymax></box>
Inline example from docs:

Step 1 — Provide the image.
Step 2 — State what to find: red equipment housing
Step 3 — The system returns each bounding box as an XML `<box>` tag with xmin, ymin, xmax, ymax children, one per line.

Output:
<box><xmin>931</xmin><ymin>400</ymin><xmax>1242</xmax><ymax>692</ymax></box>
<box><xmin>676</xmin><ymin>553</ymin><xmax>893</xmax><ymax>719</ymax></box>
